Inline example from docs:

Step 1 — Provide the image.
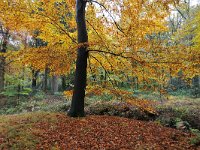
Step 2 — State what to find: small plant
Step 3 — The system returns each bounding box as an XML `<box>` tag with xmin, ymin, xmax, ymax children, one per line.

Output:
<box><xmin>190</xmin><ymin>129</ymin><xmax>200</xmax><ymax>146</ymax></box>
<box><xmin>33</xmin><ymin>90</ymin><xmax>46</xmax><ymax>101</ymax></box>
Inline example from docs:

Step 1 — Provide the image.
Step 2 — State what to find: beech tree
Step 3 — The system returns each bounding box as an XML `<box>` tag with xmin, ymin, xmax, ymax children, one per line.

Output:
<box><xmin>1</xmin><ymin>0</ymin><xmax>199</xmax><ymax>116</ymax></box>
<box><xmin>68</xmin><ymin>0</ymin><xmax>88</xmax><ymax>117</ymax></box>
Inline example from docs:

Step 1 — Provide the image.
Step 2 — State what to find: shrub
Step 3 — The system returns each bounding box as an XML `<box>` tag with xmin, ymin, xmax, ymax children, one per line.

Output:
<box><xmin>85</xmin><ymin>101</ymin><xmax>156</xmax><ymax>121</ymax></box>
<box><xmin>182</xmin><ymin>109</ymin><xmax>200</xmax><ymax>130</ymax></box>
<box><xmin>156</xmin><ymin>103</ymin><xmax>200</xmax><ymax>130</ymax></box>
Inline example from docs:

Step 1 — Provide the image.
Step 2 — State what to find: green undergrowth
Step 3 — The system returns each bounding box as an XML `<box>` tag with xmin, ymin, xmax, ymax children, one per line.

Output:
<box><xmin>1</xmin><ymin>92</ymin><xmax>200</xmax><ymax>131</ymax></box>
<box><xmin>0</xmin><ymin>93</ymin><xmax>69</xmax><ymax>115</ymax></box>
<box><xmin>155</xmin><ymin>97</ymin><xmax>200</xmax><ymax>130</ymax></box>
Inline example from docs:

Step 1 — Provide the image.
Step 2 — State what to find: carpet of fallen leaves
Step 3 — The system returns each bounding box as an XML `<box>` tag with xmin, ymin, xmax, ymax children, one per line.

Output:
<box><xmin>35</xmin><ymin>115</ymin><xmax>199</xmax><ymax>150</ymax></box>
<box><xmin>0</xmin><ymin>112</ymin><xmax>199</xmax><ymax>150</ymax></box>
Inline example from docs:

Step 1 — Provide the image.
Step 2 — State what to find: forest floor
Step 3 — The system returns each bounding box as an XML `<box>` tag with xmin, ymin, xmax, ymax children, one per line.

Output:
<box><xmin>0</xmin><ymin>112</ymin><xmax>200</xmax><ymax>150</ymax></box>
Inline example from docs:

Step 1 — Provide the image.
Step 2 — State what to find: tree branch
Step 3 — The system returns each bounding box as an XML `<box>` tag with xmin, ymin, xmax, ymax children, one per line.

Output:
<box><xmin>88</xmin><ymin>0</ymin><xmax>124</xmax><ymax>33</ymax></box>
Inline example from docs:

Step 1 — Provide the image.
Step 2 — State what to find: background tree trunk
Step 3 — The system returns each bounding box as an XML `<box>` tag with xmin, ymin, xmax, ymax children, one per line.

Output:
<box><xmin>0</xmin><ymin>57</ymin><xmax>5</xmax><ymax>92</ymax></box>
<box><xmin>68</xmin><ymin>0</ymin><xmax>88</xmax><ymax>117</ymax></box>
<box><xmin>0</xmin><ymin>28</ymin><xmax>9</xmax><ymax>92</ymax></box>
<box><xmin>51</xmin><ymin>75</ymin><xmax>58</xmax><ymax>94</ymax></box>
<box><xmin>32</xmin><ymin>70</ymin><xmax>39</xmax><ymax>89</ymax></box>
<box><xmin>61</xmin><ymin>75</ymin><xmax>67</xmax><ymax>91</ymax></box>
<box><xmin>43</xmin><ymin>67</ymin><xmax>49</xmax><ymax>92</ymax></box>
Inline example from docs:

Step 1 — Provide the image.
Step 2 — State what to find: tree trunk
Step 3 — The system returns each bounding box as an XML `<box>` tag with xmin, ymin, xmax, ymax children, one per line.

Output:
<box><xmin>17</xmin><ymin>84</ymin><xmax>21</xmax><ymax>100</ymax></box>
<box><xmin>51</xmin><ymin>75</ymin><xmax>58</xmax><ymax>94</ymax></box>
<box><xmin>192</xmin><ymin>75</ymin><xmax>200</xmax><ymax>98</ymax></box>
<box><xmin>0</xmin><ymin>57</ymin><xmax>5</xmax><ymax>92</ymax></box>
<box><xmin>68</xmin><ymin>0</ymin><xmax>88</xmax><ymax>117</ymax></box>
<box><xmin>61</xmin><ymin>75</ymin><xmax>67</xmax><ymax>91</ymax></box>
<box><xmin>43</xmin><ymin>67</ymin><xmax>49</xmax><ymax>92</ymax></box>
<box><xmin>32</xmin><ymin>70</ymin><xmax>39</xmax><ymax>89</ymax></box>
<box><xmin>134</xmin><ymin>76</ymin><xmax>139</xmax><ymax>90</ymax></box>
<box><xmin>0</xmin><ymin>29</ymin><xmax>8</xmax><ymax>92</ymax></box>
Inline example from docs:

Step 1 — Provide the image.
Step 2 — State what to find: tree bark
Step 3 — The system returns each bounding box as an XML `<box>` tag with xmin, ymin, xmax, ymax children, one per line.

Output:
<box><xmin>51</xmin><ymin>75</ymin><xmax>58</xmax><ymax>94</ymax></box>
<box><xmin>68</xmin><ymin>0</ymin><xmax>88</xmax><ymax>117</ymax></box>
<box><xmin>32</xmin><ymin>70</ymin><xmax>39</xmax><ymax>89</ymax></box>
<box><xmin>43</xmin><ymin>67</ymin><xmax>49</xmax><ymax>92</ymax></box>
<box><xmin>61</xmin><ymin>75</ymin><xmax>67</xmax><ymax>91</ymax></box>
<box><xmin>0</xmin><ymin>57</ymin><xmax>5</xmax><ymax>92</ymax></box>
<box><xmin>0</xmin><ymin>29</ymin><xmax>8</xmax><ymax>92</ymax></box>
